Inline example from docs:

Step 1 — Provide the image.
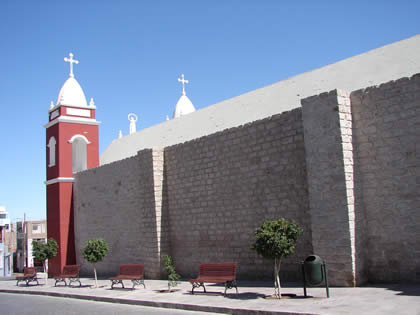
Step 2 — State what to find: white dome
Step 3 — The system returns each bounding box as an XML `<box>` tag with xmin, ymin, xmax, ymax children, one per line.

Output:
<box><xmin>172</xmin><ymin>94</ymin><xmax>196</xmax><ymax>118</ymax></box>
<box><xmin>56</xmin><ymin>76</ymin><xmax>88</xmax><ymax>107</ymax></box>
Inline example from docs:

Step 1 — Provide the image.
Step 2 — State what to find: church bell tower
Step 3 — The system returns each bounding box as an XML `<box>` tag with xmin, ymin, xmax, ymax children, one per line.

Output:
<box><xmin>44</xmin><ymin>53</ymin><xmax>100</xmax><ymax>276</ymax></box>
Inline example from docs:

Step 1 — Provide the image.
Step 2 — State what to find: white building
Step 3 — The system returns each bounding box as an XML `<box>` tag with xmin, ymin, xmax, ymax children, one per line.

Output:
<box><xmin>26</xmin><ymin>221</ymin><xmax>47</xmax><ymax>270</ymax></box>
<box><xmin>15</xmin><ymin>219</ymin><xmax>47</xmax><ymax>272</ymax></box>
<box><xmin>0</xmin><ymin>206</ymin><xmax>12</xmax><ymax>276</ymax></box>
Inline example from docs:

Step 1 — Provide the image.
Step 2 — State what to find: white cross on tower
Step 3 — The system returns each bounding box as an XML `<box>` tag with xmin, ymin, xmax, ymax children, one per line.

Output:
<box><xmin>178</xmin><ymin>74</ymin><xmax>189</xmax><ymax>95</ymax></box>
<box><xmin>64</xmin><ymin>53</ymin><xmax>79</xmax><ymax>77</ymax></box>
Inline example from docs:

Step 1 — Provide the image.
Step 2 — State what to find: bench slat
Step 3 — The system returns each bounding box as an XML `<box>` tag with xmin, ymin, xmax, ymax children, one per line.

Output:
<box><xmin>61</xmin><ymin>265</ymin><xmax>80</xmax><ymax>277</ymax></box>
<box><xmin>117</xmin><ymin>264</ymin><xmax>144</xmax><ymax>276</ymax></box>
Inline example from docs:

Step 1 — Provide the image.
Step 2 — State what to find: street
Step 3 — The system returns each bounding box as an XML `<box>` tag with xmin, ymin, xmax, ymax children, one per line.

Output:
<box><xmin>0</xmin><ymin>293</ymin><xmax>223</xmax><ymax>315</ymax></box>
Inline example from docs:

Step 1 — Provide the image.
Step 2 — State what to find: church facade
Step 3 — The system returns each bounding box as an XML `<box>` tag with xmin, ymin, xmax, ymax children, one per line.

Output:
<box><xmin>46</xmin><ymin>36</ymin><xmax>420</xmax><ymax>286</ymax></box>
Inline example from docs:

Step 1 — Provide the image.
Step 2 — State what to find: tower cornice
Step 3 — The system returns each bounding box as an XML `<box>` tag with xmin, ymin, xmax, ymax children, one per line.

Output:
<box><xmin>48</xmin><ymin>103</ymin><xmax>97</xmax><ymax>114</ymax></box>
<box><xmin>44</xmin><ymin>116</ymin><xmax>101</xmax><ymax>129</ymax></box>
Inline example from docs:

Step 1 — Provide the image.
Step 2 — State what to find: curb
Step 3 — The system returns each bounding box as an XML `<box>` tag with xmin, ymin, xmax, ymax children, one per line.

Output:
<box><xmin>0</xmin><ymin>289</ymin><xmax>316</xmax><ymax>315</ymax></box>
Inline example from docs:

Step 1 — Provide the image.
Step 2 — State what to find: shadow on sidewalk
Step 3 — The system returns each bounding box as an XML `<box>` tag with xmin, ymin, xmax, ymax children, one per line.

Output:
<box><xmin>55</xmin><ymin>284</ymin><xmax>93</xmax><ymax>289</ymax></box>
<box><xmin>182</xmin><ymin>291</ymin><xmax>267</xmax><ymax>300</ymax></box>
<box><xmin>236</xmin><ymin>281</ymin><xmax>303</xmax><ymax>288</ymax></box>
<box><xmin>382</xmin><ymin>284</ymin><xmax>420</xmax><ymax>297</ymax></box>
<box><xmin>105</xmin><ymin>287</ymin><xmax>137</xmax><ymax>291</ymax></box>
<box><xmin>224</xmin><ymin>292</ymin><xmax>268</xmax><ymax>300</ymax></box>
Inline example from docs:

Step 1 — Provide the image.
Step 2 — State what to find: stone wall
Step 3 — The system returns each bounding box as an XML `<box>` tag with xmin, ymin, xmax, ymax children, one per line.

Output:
<box><xmin>74</xmin><ymin>148</ymin><xmax>166</xmax><ymax>278</ymax></box>
<box><xmin>351</xmin><ymin>74</ymin><xmax>420</xmax><ymax>283</ymax></box>
<box><xmin>74</xmin><ymin>109</ymin><xmax>312</xmax><ymax>281</ymax></box>
<box><xmin>164</xmin><ymin>109</ymin><xmax>312</xmax><ymax>280</ymax></box>
<box><xmin>73</xmin><ymin>73</ymin><xmax>420</xmax><ymax>285</ymax></box>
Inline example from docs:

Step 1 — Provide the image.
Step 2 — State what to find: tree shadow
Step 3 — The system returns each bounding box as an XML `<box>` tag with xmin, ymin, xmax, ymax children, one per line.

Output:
<box><xmin>182</xmin><ymin>290</ymin><xmax>225</xmax><ymax>296</ymax></box>
<box><xmin>263</xmin><ymin>293</ymin><xmax>314</xmax><ymax>300</ymax></box>
<box><xmin>105</xmin><ymin>287</ymin><xmax>138</xmax><ymax>291</ymax></box>
<box><xmin>69</xmin><ymin>284</ymin><xmax>93</xmax><ymax>288</ymax></box>
<box><xmin>235</xmin><ymin>281</ymin><xmax>302</xmax><ymax>288</ymax></box>
<box><xmin>53</xmin><ymin>284</ymin><xmax>93</xmax><ymax>288</ymax></box>
<box><xmin>154</xmin><ymin>289</ymin><xmax>181</xmax><ymax>293</ymax></box>
<box><xmin>224</xmin><ymin>292</ymin><xmax>269</xmax><ymax>300</ymax></box>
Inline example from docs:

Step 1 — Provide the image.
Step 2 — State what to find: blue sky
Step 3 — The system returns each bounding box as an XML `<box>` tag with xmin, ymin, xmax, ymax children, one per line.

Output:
<box><xmin>1</xmin><ymin>0</ymin><xmax>419</xmax><ymax>222</ymax></box>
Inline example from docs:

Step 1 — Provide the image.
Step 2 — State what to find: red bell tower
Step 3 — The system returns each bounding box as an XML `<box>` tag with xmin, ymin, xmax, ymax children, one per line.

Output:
<box><xmin>44</xmin><ymin>53</ymin><xmax>100</xmax><ymax>276</ymax></box>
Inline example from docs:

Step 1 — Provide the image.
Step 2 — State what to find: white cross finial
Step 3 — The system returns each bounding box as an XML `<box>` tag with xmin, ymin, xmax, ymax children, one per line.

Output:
<box><xmin>178</xmin><ymin>74</ymin><xmax>189</xmax><ymax>95</ymax></box>
<box><xmin>64</xmin><ymin>53</ymin><xmax>79</xmax><ymax>77</ymax></box>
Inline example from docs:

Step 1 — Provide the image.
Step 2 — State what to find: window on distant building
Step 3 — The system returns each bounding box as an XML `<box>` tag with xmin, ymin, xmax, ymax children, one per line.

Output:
<box><xmin>32</xmin><ymin>224</ymin><xmax>41</xmax><ymax>234</ymax></box>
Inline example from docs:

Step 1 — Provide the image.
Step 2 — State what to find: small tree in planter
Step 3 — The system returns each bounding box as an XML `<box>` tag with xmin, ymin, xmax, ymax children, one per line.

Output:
<box><xmin>251</xmin><ymin>218</ymin><xmax>302</xmax><ymax>299</ymax></box>
<box><xmin>162</xmin><ymin>254</ymin><xmax>180</xmax><ymax>292</ymax></box>
<box><xmin>32</xmin><ymin>238</ymin><xmax>58</xmax><ymax>276</ymax></box>
<box><xmin>81</xmin><ymin>238</ymin><xmax>109</xmax><ymax>288</ymax></box>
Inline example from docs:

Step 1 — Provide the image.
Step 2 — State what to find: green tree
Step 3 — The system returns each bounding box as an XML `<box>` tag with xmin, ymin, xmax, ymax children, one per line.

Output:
<box><xmin>81</xmin><ymin>238</ymin><xmax>109</xmax><ymax>288</ymax></box>
<box><xmin>162</xmin><ymin>254</ymin><xmax>180</xmax><ymax>292</ymax></box>
<box><xmin>251</xmin><ymin>218</ymin><xmax>302</xmax><ymax>299</ymax></box>
<box><xmin>32</xmin><ymin>238</ymin><xmax>58</xmax><ymax>274</ymax></box>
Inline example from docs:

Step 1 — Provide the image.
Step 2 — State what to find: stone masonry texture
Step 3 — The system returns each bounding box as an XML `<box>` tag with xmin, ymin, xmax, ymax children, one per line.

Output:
<box><xmin>73</xmin><ymin>74</ymin><xmax>419</xmax><ymax>286</ymax></box>
<box><xmin>351</xmin><ymin>74</ymin><xmax>420</xmax><ymax>283</ymax></box>
<box><xmin>74</xmin><ymin>149</ymin><xmax>165</xmax><ymax>278</ymax></box>
<box><xmin>164</xmin><ymin>109</ymin><xmax>312</xmax><ymax>281</ymax></box>
<box><xmin>302</xmin><ymin>89</ymin><xmax>359</xmax><ymax>286</ymax></box>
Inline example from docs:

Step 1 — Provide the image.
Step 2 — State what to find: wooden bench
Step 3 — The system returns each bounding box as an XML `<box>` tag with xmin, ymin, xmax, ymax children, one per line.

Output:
<box><xmin>16</xmin><ymin>267</ymin><xmax>39</xmax><ymax>286</ymax></box>
<box><xmin>109</xmin><ymin>264</ymin><xmax>145</xmax><ymax>289</ymax></box>
<box><xmin>54</xmin><ymin>265</ymin><xmax>82</xmax><ymax>287</ymax></box>
<box><xmin>189</xmin><ymin>262</ymin><xmax>238</xmax><ymax>296</ymax></box>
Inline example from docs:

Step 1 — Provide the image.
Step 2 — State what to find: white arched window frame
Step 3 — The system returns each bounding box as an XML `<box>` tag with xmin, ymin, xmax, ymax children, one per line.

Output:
<box><xmin>47</xmin><ymin>137</ymin><xmax>57</xmax><ymax>167</ymax></box>
<box><xmin>68</xmin><ymin>135</ymin><xmax>91</xmax><ymax>173</ymax></box>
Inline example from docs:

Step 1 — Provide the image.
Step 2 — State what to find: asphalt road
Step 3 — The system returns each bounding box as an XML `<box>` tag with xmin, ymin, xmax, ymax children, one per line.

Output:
<box><xmin>0</xmin><ymin>292</ymin><xmax>223</xmax><ymax>315</ymax></box>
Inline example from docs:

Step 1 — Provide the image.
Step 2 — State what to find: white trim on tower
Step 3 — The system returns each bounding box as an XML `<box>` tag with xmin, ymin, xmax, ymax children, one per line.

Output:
<box><xmin>44</xmin><ymin>177</ymin><xmax>75</xmax><ymax>185</ymax></box>
<box><xmin>44</xmin><ymin>115</ymin><xmax>101</xmax><ymax>128</ymax></box>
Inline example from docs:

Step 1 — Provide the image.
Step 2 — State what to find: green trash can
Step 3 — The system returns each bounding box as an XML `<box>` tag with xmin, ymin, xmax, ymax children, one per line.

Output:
<box><xmin>304</xmin><ymin>255</ymin><xmax>324</xmax><ymax>285</ymax></box>
<box><xmin>301</xmin><ymin>255</ymin><xmax>329</xmax><ymax>298</ymax></box>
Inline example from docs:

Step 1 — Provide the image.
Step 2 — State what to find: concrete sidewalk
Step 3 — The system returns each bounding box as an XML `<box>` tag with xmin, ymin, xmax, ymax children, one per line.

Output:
<box><xmin>0</xmin><ymin>277</ymin><xmax>419</xmax><ymax>315</ymax></box>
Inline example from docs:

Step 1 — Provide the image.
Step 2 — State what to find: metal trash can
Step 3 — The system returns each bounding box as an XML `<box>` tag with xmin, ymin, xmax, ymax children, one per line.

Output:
<box><xmin>301</xmin><ymin>255</ymin><xmax>329</xmax><ymax>298</ymax></box>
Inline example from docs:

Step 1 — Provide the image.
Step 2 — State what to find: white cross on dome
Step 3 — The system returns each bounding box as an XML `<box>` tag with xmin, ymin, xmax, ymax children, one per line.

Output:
<box><xmin>178</xmin><ymin>74</ymin><xmax>189</xmax><ymax>95</ymax></box>
<box><xmin>64</xmin><ymin>53</ymin><xmax>79</xmax><ymax>77</ymax></box>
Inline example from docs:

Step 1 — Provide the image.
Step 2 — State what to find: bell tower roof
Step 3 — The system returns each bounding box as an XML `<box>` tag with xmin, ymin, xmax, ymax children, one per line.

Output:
<box><xmin>55</xmin><ymin>53</ymin><xmax>88</xmax><ymax>107</ymax></box>
<box><xmin>172</xmin><ymin>74</ymin><xmax>196</xmax><ymax>118</ymax></box>
<box><xmin>56</xmin><ymin>76</ymin><xmax>88</xmax><ymax>107</ymax></box>
<box><xmin>173</xmin><ymin>94</ymin><xmax>195</xmax><ymax>118</ymax></box>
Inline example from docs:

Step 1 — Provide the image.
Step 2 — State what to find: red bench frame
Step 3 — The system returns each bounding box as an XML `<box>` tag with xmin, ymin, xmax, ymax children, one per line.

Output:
<box><xmin>109</xmin><ymin>264</ymin><xmax>145</xmax><ymax>289</ymax></box>
<box><xmin>16</xmin><ymin>267</ymin><xmax>39</xmax><ymax>286</ymax></box>
<box><xmin>54</xmin><ymin>264</ymin><xmax>82</xmax><ymax>287</ymax></box>
<box><xmin>189</xmin><ymin>262</ymin><xmax>238</xmax><ymax>296</ymax></box>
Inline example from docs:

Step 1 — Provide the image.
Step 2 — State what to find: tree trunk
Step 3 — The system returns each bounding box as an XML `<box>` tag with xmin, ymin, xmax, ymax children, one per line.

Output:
<box><xmin>42</xmin><ymin>260</ymin><xmax>48</xmax><ymax>283</ymax></box>
<box><xmin>93</xmin><ymin>264</ymin><xmax>98</xmax><ymax>288</ymax></box>
<box><xmin>274</xmin><ymin>258</ymin><xmax>282</xmax><ymax>299</ymax></box>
